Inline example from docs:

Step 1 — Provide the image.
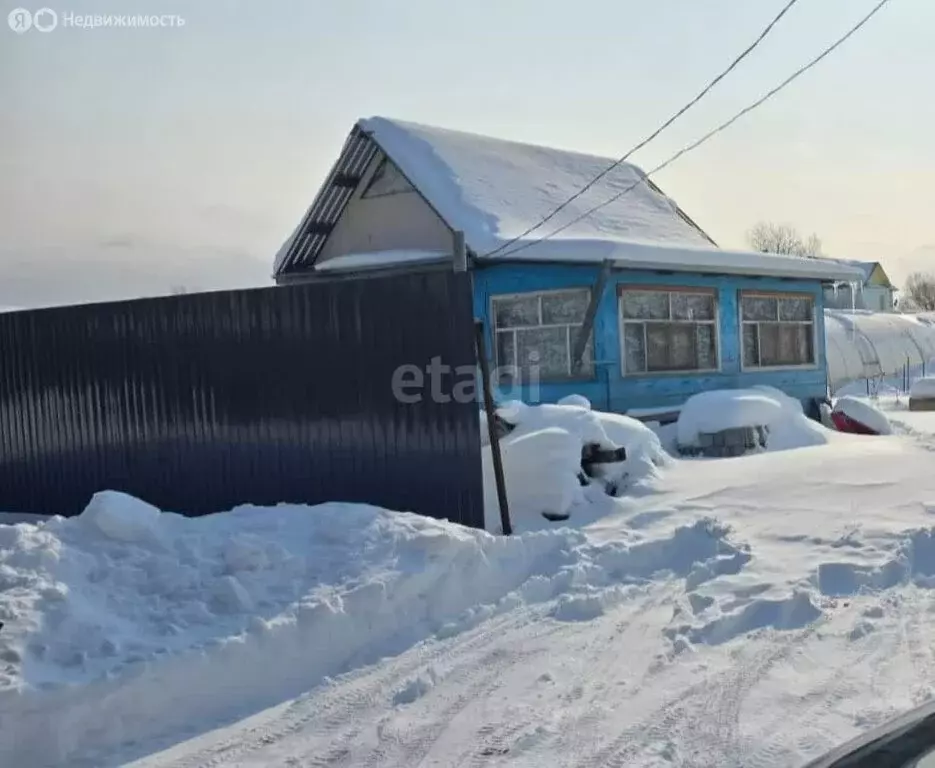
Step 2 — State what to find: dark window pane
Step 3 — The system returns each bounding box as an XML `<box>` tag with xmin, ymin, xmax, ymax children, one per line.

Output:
<box><xmin>361</xmin><ymin>158</ymin><xmax>415</xmax><ymax>198</ymax></box>
<box><xmin>779</xmin><ymin>297</ymin><xmax>813</xmax><ymax>321</ymax></box>
<box><xmin>516</xmin><ymin>326</ymin><xmax>568</xmax><ymax>378</ymax></box>
<box><xmin>797</xmin><ymin>324</ymin><xmax>815</xmax><ymax>364</ymax></box>
<box><xmin>777</xmin><ymin>324</ymin><xmax>799</xmax><ymax>364</ymax></box>
<box><xmin>672</xmin><ymin>292</ymin><xmax>715</xmax><ymax>321</ymax></box>
<box><xmin>696</xmin><ymin>324</ymin><xmax>717</xmax><ymax>369</ymax></box>
<box><xmin>494</xmin><ymin>295</ymin><xmax>539</xmax><ymax>329</ymax></box>
<box><xmin>622</xmin><ymin>291</ymin><xmax>669</xmax><ymax>320</ymax></box>
<box><xmin>646</xmin><ymin>323</ymin><xmax>669</xmax><ymax>370</ymax></box>
<box><xmin>623</xmin><ymin>323</ymin><xmax>646</xmax><ymax>374</ymax></box>
<box><xmin>781</xmin><ymin>324</ymin><xmax>814</xmax><ymax>365</ymax></box>
<box><xmin>669</xmin><ymin>324</ymin><xmax>695</xmax><ymax>370</ymax></box>
<box><xmin>757</xmin><ymin>323</ymin><xmax>815</xmax><ymax>366</ymax></box>
<box><xmin>742</xmin><ymin>296</ymin><xmax>778</xmax><ymax>321</ymax></box>
<box><xmin>759</xmin><ymin>323</ymin><xmax>780</xmax><ymax>366</ymax></box>
<box><xmin>542</xmin><ymin>290</ymin><xmax>589</xmax><ymax>325</ymax></box>
<box><xmin>743</xmin><ymin>324</ymin><xmax>759</xmax><ymax>367</ymax></box>
<box><xmin>495</xmin><ymin>331</ymin><xmax>515</xmax><ymax>368</ymax></box>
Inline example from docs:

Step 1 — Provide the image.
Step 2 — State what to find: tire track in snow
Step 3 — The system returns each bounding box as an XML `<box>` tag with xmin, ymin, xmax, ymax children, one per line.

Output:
<box><xmin>138</xmin><ymin>604</ymin><xmax>558</xmax><ymax>768</ymax></box>
<box><xmin>737</xmin><ymin>610</ymin><xmax>891</xmax><ymax>768</ymax></box>
<box><xmin>539</xmin><ymin>583</ymin><xmax>682</xmax><ymax>763</ymax></box>
<box><xmin>359</xmin><ymin>649</ymin><xmax>517</xmax><ymax>768</ymax></box>
<box><xmin>571</xmin><ymin>627</ymin><xmax>817</xmax><ymax>768</ymax></box>
<box><xmin>330</xmin><ymin>590</ymin><xmax>671</xmax><ymax>768</ymax></box>
<box><xmin>145</xmin><ymin>606</ymin><xmax>564</xmax><ymax>768</ymax></box>
<box><xmin>299</xmin><ymin>617</ymin><xmax>571</xmax><ymax>768</ymax></box>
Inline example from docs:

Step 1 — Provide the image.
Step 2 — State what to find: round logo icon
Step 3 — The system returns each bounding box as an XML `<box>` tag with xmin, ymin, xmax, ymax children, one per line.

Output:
<box><xmin>33</xmin><ymin>7</ymin><xmax>57</xmax><ymax>32</ymax></box>
<box><xmin>7</xmin><ymin>8</ymin><xmax>32</xmax><ymax>33</ymax></box>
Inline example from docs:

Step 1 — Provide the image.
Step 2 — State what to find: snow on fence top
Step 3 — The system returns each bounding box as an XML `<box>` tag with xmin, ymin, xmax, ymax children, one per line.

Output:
<box><xmin>348</xmin><ymin>118</ymin><xmax>862</xmax><ymax>282</ymax></box>
<box><xmin>825</xmin><ymin>310</ymin><xmax>935</xmax><ymax>391</ymax></box>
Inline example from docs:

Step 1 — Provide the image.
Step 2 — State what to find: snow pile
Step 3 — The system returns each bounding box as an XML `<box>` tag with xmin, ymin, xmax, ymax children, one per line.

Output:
<box><xmin>1</xmin><ymin>491</ymin><xmax>597</xmax><ymax>767</ymax></box>
<box><xmin>677</xmin><ymin>386</ymin><xmax>832</xmax><ymax>453</ymax></box>
<box><xmin>910</xmin><ymin>377</ymin><xmax>935</xmax><ymax>399</ymax></box>
<box><xmin>832</xmin><ymin>395</ymin><xmax>893</xmax><ymax>435</ymax></box>
<box><xmin>115</xmin><ymin>425</ymin><xmax>935</xmax><ymax>768</ymax></box>
<box><xmin>1</xmin><ymin>489</ymin><xmax>778</xmax><ymax>768</ymax></box>
<box><xmin>80</xmin><ymin>491</ymin><xmax>162</xmax><ymax>542</ymax></box>
<box><xmin>482</xmin><ymin>400</ymin><xmax>670</xmax><ymax>531</ymax></box>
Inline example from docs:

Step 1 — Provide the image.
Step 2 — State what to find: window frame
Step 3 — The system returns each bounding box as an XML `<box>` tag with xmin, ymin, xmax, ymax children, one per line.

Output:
<box><xmin>617</xmin><ymin>284</ymin><xmax>721</xmax><ymax>377</ymax></box>
<box><xmin>739</xmin><ymin>290</ymin><xmax>819</xmax><ymax>372</ymax></box>
<box><xmin>360</xmin><ymin>157</ymin><xmax>416</xmax><ymax>200</ymax></box>
<box><xmin>489</xmin><ymin>287</ymin><xmax>596</xmax><ymax>382</ymax></box>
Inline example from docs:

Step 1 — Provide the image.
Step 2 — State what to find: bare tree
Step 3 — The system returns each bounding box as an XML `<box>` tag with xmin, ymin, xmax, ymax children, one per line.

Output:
<box><xmin>747</xmin><ymin>222</ymin><xmax>823</xmax><ymax>258</ymax></box>
<box><xmin>903</xmin><ymin>272</ymin><xmax>935</xmax><ymax>312</ymax></box>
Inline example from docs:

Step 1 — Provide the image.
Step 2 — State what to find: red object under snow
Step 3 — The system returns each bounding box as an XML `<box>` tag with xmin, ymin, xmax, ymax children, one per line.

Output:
<box><xmin>830</xmin><ymin>410</ymin><xmax>880</xmax><ymax>435</ymax></box>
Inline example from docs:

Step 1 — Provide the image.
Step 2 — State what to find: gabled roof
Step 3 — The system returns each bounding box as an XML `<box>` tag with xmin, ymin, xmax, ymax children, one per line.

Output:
<box><xmin>274</xmin><ymin>117</ymin><xmax>863</xmax><ymax>283</ymax></box>
<box><xmin>815</xmin><ymin>257</ymin><xmax>893</xmax><ymax>287</ymax></box>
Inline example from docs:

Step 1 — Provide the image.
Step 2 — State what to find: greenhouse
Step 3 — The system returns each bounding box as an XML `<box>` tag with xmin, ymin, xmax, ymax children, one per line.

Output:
<box><xmin>825</xmin><ymin>310</ymin><xmax>935</xmax><ymax>392</ymax></box>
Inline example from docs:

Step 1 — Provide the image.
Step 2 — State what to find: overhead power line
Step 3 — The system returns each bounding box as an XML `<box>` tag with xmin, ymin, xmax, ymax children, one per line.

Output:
<box><xmin>482</xmin><ymin>0</ymin><xmax>802</xmax><ymax>258</ymax></box>
<box><xmin>494</xmin><ymin>0</ymin><xmax>894</xmax><ymax>261</ymax></box>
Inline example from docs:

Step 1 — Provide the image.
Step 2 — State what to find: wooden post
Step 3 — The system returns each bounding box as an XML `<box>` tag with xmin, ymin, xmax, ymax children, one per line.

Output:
<box><xmin>474</xmin><ymin>320</ymin><xmax>512</xmax><ymax>536</ymax></box>
<box><xmin>571</xmin><ymin>259</ymin><xmax>612</xmax><ymax>374</ymax></box>
<box><xmin>453</xmin><ymin>230</ymin><xmax>467</xmax><ymax>273</ymax></box>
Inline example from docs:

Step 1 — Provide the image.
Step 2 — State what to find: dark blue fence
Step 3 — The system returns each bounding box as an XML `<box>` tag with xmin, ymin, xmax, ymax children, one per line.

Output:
<box><xmin>0</xmin><ymin>271</ymin><xmax>484</xmax><ymax>527</ymax></box>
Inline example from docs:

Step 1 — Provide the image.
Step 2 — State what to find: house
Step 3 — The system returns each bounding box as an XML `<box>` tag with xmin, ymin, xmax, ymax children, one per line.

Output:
<box><xmin>819</xmin><ymin>258</ymin><xmax>896</xmax><ymax>312</ymax></box>
<box><xmin>274</xmin><ymin>117</ymin><xmax>863</xmax><ymax>416</ymax></box>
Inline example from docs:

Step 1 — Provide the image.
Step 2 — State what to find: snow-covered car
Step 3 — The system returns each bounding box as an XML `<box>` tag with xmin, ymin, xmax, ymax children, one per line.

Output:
<box><xmin>802</xmin><ymin>698</ymin><xmax>935</xmax><ymax>766</ymax></box>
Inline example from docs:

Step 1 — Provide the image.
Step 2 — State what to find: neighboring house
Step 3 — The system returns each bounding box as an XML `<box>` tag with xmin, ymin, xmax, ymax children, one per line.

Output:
<box><xmin>820</xmin><ymin>258</ymin><xmax>896</xmax><ymax>312</ymax></box>
<box><xmin>274</xmin><ymin>117</ymin><xmax>862</xmax><ymax>415</ymax></box>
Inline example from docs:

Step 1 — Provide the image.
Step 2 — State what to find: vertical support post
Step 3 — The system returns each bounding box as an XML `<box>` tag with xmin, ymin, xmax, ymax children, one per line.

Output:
<box><xmin>474</xmin><ymin>320</ymin><xmax>512</xmax><ymax>536</ymax></box>
<box><xmin>571</xmin><ymin>259</ymin><xmax>612</xmax><ymax>374</ymax></box>
<box><xmin>453</xmin><ymin>230</ymin><xmax>467</xmax><ymax>273</ymax></box>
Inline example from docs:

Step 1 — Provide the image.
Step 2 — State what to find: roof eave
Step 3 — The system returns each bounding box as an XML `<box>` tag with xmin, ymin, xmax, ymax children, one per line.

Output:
<box><xmin>474</xmin><ymin>254</ymin><xmax>864</xmax><ymax>282</ymax></box>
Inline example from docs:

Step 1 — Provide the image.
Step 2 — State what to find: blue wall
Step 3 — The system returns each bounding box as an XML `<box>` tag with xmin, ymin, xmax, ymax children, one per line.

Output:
<box><xmin>472</xmin><ymin>262</ymin><xmax>829</xmax><ymax>413</ymax></box>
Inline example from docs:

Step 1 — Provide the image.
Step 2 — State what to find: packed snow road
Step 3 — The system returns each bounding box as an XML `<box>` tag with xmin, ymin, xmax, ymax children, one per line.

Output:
<box><xmin>131</xmin><ymin>434</ymin><xmax>935</xmax><ymax>767</ymax></box>
<box><xmin>4</xmin><ymin>394</ymin><xmax>935</xmax><ymax>767</ymax></box>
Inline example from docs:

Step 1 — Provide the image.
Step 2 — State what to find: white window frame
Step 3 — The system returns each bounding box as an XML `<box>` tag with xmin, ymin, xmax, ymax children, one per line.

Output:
<box><xmin>489</xmin><ymin>288</ymin><xmax>595</xmax><ymax>381</ymax></box>
<box><xmin>739</xmin><ymin>290</ymin><xmax>818</xmax><ymax>371</ymax></box>
<box><xmin>618</xmin><ymin>285</ymin><xmax>721</xmax><ymax>376</ymax></box>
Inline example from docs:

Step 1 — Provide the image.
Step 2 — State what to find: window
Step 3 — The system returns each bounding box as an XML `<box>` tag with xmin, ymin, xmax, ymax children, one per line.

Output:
<box><xmin>740</xmin><ymin>292</ymin><xmax>816</xmax><ymax>368</ymax></box>
<box><xmin>619</xmin><ymin>287</ymin><xmax>718</xmax><ymax>374</ymax></box>
<box><xmin>491</xmin><ymin>289</ymin><xmax>594</xmax><ymax>379</ymax></box>
<box><xmin>360</xmin><ymin>157</ymin><xmax>414</xmax><ymax>199</ymax></box>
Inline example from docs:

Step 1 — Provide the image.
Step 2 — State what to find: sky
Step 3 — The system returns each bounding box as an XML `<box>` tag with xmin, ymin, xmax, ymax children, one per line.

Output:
<box><xmin>2</xmin><ymin>0</ymin><xmax>933</xmax><ymax>308</ymax></box>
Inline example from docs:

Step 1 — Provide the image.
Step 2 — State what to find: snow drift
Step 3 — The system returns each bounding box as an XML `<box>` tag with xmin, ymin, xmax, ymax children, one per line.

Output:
<box><xmin>832</xmin><ymin>396</ymin><xmax>893</xmax><ymax>435</ymax></box>
<box><xmin>676</xmin><ymin>385</ymin><xmax>832</xmax><ymax>453</ymax></box>
<box><xmin>1</xmin><ymin>489</ymin><xmax>764</xmax><ymax>767</ymax></box>
<box><xmin>481</xmin><ymin>401</ymin><xmax>670</xmax><ymax>532</ymax></box>
<box><xmin>0</xmin><ymin>492</ymin><xmax>576</xmax><ymax>766</ymax></box>
<box><xmin>910</xmin><ymin>376</ymin><xmax>935</xmax><ymax>399</ymax></box>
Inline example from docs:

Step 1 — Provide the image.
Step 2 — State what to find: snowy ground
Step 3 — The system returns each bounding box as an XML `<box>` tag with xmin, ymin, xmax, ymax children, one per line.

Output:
<box><xmin>3</xmin><ymin>396</ymin><xmax>935</xmax><ymax>767</ymax></box>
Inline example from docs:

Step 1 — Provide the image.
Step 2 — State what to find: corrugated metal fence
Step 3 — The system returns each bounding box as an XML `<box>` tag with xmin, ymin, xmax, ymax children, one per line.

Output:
<box><xmin>0</xmin><ymin>271</ymin><xmax>484</xmax><ymax>527</ymax></box>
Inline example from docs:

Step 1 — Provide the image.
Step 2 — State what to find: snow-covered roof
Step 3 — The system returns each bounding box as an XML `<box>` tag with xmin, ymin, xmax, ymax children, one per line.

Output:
<box><xmin>274</xmin><ymin>117</ymin><xmax>863</xmax><ymax>283</ymax></box>
<box><xmin>814</xmin><ymin>257</ymin><xmax>888</xmax><ymax>285</ymax></box>
<box><xmin>357</xmin><ymin>117</ymin><xmax>716</xmax><ymax>256</ymax></box>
